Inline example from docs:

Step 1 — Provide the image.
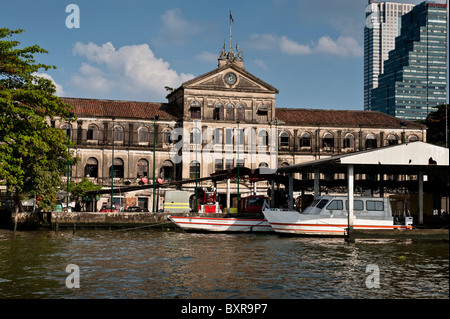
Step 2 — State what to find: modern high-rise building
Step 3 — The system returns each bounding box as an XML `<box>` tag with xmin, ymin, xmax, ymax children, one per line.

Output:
<box><xmin>371</xmin><ymin>1</ymin><xmax>447</xmax><ymax>120</ymax></box>
<box><xmin>364</xmin><ymin>0</ymin><xmax>415</xmax><ymax>111</ymax></box>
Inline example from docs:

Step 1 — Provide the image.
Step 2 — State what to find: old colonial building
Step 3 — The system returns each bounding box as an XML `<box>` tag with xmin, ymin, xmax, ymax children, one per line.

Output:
<box><xmin>58</xmin><ymin>45</ymin><xmax>426</xmax><ymax>211</ymax></box>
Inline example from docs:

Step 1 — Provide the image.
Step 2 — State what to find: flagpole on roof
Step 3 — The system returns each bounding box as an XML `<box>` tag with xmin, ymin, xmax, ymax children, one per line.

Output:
<box><xmin>229</xmin><ymin>10</ymin><xmax>233</xmax><ymax>51</ymax></box>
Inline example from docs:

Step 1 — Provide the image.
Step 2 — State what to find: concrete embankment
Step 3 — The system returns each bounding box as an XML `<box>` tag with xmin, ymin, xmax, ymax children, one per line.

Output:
<box><xmin>4</xmin><ymin>212</ymin><xmax>449</xmax><ymax>242</ymax></box>
<box><xmin>7</xmin><ymin>211</ymin><xmax>178</xmax><ymax>230</ymax></box>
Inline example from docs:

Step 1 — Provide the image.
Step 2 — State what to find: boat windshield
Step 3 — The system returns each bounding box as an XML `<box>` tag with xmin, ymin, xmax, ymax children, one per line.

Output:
<box><xmin>247</xmin><ymin>197</ymin><xmax>265</xmax><ymax>206</ymax></box>
<box><xmin>310</xmin><ymin>199</ymin><xmax>320</xmax><ymax>207</ymax></box>
<box><xmin>316</xmin><ymin>199</ymin><xmax>329</xmax><ymax>209</ymax></box>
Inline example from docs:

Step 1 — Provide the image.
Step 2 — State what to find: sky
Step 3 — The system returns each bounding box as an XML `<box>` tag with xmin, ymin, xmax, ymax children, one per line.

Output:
<box><xmin>1</xmin><ymin>0</ymin><xmax>433</xmax><ymax>110</ymax></box>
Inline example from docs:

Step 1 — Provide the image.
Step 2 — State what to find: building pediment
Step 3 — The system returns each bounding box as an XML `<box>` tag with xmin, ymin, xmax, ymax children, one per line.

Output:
<box><xmin>175</xmin><ymin>63</ymin><xmax>279</xmax><ymax>95</ymax></box>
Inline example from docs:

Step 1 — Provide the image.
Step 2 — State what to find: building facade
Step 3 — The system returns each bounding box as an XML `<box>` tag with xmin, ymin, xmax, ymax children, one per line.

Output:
<box><xmin>364</xmin><ymin>0</ymin><xmax>415</xmax><ymax>111</ymax></box>
<box><xmin>370</xmin><ymin>1</ymin><xmax>448</xmax><ymax>120</ymax></box>
<box><xmin>60</xmin><ymin>46</ymin><xmax>427</xmax><ymax>212</ymax></box>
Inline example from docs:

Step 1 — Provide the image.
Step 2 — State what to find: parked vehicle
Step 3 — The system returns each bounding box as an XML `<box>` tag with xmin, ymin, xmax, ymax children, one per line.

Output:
<box><xmin>100</xmin><ymin>204</ymin><xmax>117</xmax><ymax>212</ymax></box>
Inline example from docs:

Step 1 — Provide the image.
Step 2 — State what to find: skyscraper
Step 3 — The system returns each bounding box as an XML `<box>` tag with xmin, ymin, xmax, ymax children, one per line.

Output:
<box><xmin>371</xmin><ymin>1</ymin><xmax>447</xmax><ymax>120</ymax></box>
<box><xmin>364</xmin><ymin>1</ymin><xmax>415</xmax><ymax>111</ymax></box>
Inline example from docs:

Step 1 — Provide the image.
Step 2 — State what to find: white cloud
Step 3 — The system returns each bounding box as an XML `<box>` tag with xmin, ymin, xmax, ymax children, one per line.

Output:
<box><xmin>247</xmin><ymin>34</ymin><xmax>279</xmax><ymax>50</ymax></box>
<box><xmin>316</xmin><ymin>35</ymin><xmax>363</xmax><ymax>57</ymax></box>
<box><xmin>246</xmin><ymin>33</ymin><xmax>362</xmax><ymax>57</ymax></box>
<box><xmin>34</xmin><ymin>72</ymin><xmax>65</xmax><ymax>96</ymax></box>
<box><xmin>71</xmin><ymin>41</ymin><xmax>194</xmax><ymax>100</ymax></box>
<box><xmin>156</xmin><ymin>8</ymin><xmax>201</xmax><ymax>44</ymax></box>
<box><xmin>254</xmin><ymin>59</ymin><xmax>268</xmax><ymax>70</ymax></box>
<box><xmin>279</xmin><ymin>36</ymin><xmax>312</xmax><ymax>55</ymax></box>
<box><xmin>195</xmin><ymin>51</ymin><xmax>218</xmax><ymax>64</ymax></box>
<box><xmin>69</xmin><ymin>63</ymin><xmax>113</xmax><ymax>95</ymax></box>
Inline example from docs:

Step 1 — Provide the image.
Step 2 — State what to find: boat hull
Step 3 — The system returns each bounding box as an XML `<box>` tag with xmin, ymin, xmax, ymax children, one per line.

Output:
<box><xmin>262</xmin><ymin>210</ymin><xmax>411</xmax><ymax>236</ymax></box>
<box><xmin>168</xmin><ymin>215</ymin><xmax>274</xmax><ymax>233</ymax></box>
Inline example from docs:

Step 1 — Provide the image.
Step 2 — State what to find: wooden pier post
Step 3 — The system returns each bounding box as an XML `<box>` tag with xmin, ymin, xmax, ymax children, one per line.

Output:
<box><xmin>346</xmin><ymin>165</ymin><xmax>355</xmax><ymax>243</ymax></box>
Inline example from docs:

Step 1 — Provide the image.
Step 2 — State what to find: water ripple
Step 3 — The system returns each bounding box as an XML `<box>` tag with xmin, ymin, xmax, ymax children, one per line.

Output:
<box><xmin>0</xmin><ymin>230</ymin><xmax>447</xmax><ymax>299</ymax></box>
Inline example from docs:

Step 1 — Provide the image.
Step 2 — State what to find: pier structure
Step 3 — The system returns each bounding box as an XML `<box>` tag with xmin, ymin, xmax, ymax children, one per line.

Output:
<box><xmin>275</xmin><ymin>141</ymin><xmax>449</xmax><ymax>240</ymax></box>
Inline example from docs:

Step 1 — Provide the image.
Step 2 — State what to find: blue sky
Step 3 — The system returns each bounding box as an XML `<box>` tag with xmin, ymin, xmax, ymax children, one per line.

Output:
<box><xmin>1</xmin><ymin>0</ymin><xmax>430</xmax><ymax>110</ymax></box>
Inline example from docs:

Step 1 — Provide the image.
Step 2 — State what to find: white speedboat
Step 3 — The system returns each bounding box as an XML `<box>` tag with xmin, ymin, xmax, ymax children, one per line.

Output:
<box><xmin>168</xmin><ymin>214</ymin><xmax>273</xmax><ymax>232</ymax></box>
<box><xmin>262</xmin><ymin>196</ymin><xmax>413</xmax><ymax>236</ymax></box>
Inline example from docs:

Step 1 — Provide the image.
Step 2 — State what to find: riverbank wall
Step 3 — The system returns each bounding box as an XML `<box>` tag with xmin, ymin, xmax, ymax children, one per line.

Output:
<box><xmin>4</xmin><ymin>211</ymin><xmax>177</xmax><ymax>231</ymax></box>
<box><xmin>2</xmin><ymin>211</ymin><xmax>448</xmax><ymax>241</ymax></box>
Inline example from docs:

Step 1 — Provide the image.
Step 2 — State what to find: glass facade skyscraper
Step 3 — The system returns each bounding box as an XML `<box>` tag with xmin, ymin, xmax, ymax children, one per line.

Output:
<box><xmin>371</xmin><ymin>1</ymin><xmax>447</xmax><ymax>120</ymax></box>
<box><xmin>364</xmin><ymin>1</ymin><xmax>415</xmax><ymax>111</ymax></box>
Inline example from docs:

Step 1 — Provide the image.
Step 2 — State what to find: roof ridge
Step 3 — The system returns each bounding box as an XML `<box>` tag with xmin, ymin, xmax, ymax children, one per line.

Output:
<box><xmin>61</xmin><ymin>97</ymin><xmax>165</xmax><ymax>104</ymax></box>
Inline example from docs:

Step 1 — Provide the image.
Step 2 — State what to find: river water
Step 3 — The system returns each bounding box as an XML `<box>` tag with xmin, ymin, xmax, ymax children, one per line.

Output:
<box><xmin>0</xmin><ymin>229</ymin><xmax>448</xmax><ymax>300</ymax></box>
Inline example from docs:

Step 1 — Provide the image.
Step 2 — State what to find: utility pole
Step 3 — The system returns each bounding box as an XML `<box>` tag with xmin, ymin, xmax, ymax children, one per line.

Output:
<box><xmin>152</xmin><ymin>115</ymin><xmax>159</xmax><ymax>213</ymax></box>
<box><xmin>111</xmin><ymin>117</ymin><xmax>115</xmax><ymax>212</ymax></box>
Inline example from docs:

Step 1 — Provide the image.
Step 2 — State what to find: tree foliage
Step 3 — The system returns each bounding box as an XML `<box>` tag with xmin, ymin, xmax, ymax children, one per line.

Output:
<box><xmin>69</xmin><ymin>178</ymin><xmax>102</xmax><ymax>211</ymax></box>
<box><xmin>0</xmin><ymin>28</ymin><xmax>76</xmax><ymax>212</ymax></box>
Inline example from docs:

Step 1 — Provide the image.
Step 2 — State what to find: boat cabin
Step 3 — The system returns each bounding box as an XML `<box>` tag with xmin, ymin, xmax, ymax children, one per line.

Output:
<box><xmin>239</xmin><ymin>195</ymin><xmax>268</xmax><ymax>214</ymax></box>
<box><xmin>302</xmin><ymin>196</ymin><xmax>393</xmax><ymax>218</ymax></box>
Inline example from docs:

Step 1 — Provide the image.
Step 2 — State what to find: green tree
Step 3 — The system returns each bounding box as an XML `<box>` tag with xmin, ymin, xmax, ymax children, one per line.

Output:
<box><xmin>0</xmin><ymin>28</ymin><xmax>76</xmax><ymax>213</ymax></box>
<box><xmin>423</xmin><ymin>104</ymin><xmax>449</xmax><ymax>148</ymax></box>
<box><xmin>69</xmin><ymin>178</ymin><xmax>102</xmax><ymax>211</ymax></box>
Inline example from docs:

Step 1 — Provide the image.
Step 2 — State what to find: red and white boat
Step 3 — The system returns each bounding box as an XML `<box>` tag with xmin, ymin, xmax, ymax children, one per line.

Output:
<box><xmin>262</xmin><ymin>195</ymin><xmax>413</xmax><ymax>236</ymax></box>
<box><xmin>168</xmin><ymin>215</ymin><xmax>273</xmax><ymax>232</ymax></box>
<box><xmin>168</xmin><ymin>195</ymin><xmax>274</xmax><ymax>233</ymax></box>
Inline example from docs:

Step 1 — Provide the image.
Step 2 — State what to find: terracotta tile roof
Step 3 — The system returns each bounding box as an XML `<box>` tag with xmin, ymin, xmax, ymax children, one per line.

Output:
<box><xmin>61</xmin><ymin>97</ymin><xmax>181</xmax><ymax>121</ymax></box>
<box><xmin>61</xmin><ymin>97</ymin><xmax>425</xmax><ymax>130</ymax></box>
<box><xmin>275</xmin><ymin>108</ymin><xmax>425</xmax><ymax>129</ymax></box>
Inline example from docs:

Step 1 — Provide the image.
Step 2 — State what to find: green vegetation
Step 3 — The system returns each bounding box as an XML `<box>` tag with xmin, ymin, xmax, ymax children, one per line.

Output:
<box><xmin>0</xmin><ymin>28</ymin><xmax>76</xmax><ymax>212</ymax></box>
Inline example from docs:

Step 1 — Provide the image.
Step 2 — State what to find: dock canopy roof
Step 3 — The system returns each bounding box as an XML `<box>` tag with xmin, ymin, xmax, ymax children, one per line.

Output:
<box><xmin>276</xmin><ymin>142</ymin><xmax>449</xmax><ymax>176</ymax></box>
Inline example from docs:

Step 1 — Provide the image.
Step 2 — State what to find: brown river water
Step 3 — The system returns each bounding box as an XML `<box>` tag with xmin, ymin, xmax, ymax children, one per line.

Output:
<box><xmin>0</xmin><ymin>229</ymin><xmax>448</xmax><ymax>300</ymax></box>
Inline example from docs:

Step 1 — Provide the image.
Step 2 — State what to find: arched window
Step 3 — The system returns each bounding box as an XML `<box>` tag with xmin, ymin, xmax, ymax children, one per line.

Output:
<box><xmin>190</xmin><ymin>101</ymin><xmax>201</xmax><ymax>119</ymax></box>
<box><xmin>280</xmin><ymin>131</ymin><xmax>289</xmax><ymax>147</ymax></box>
<box><xmin>87</xmin><ymin>124</ymin><xmax>99</xmax><ymax>140</ymax></box>
<box><xmin>138</xmin><ymin>127</ymin><xmax>149</xmax><ymax>143</ymax></box>
<box><xmin>214</xmin><ymin>102</ymin><xmax>224</xmax><ymax>120</ymax></box>
<box><xmin>110</xmin><ymin>158</ymin><xmax>124</xmax><ymax>178</ymax></box>
<box><xmin>300</xmin><ymin>132</ymin><xmax>311</xmax><ymax>148</ymax></box>
<box><xmin>259</xmin><ymin>162</ymin><xmax>268</xmax><ymax>167</ymax></box>
<box><xmin>322</xmin><ymin>133</ymin><xmax>334</xmax><ymax>148</ymax></box>
<box><xmin>84</xmin><ymin>157</ymin><xmax>98</xmax><ymax>178</ymax></box>
<box><xmin>387</xmin><ymin>134</ymin><xmax>398</xmax><ymax>146</ymax></box>
<box><xmin>137</xmin><ymin>159</ymin><xmax>149</xmax><ymax>178</ymax></box>
<box><xmin>236</xmin><ymin>103</ymin><xmax>245</xmax><ymax>121</ymax></box>
<box><xmin>113</xmin><ymin>125</ymin><xmax>124</xmax><ymax>142</ymax></box>
<box><xmin>190</xmin><ymin>161</ymin><xmax>200</xmax><ymax>179</ymax></box>
<box><xmin>365</xmin><ymin>133</ymin><xmax>377</xmax><ymax>149</ymax></box>
<box><xmin>225</xmin><ymin>103</ymin><xmax>234</xmax><ymax>121</ymax></box>
<box><xmin>343</xmin><ymin>133</ymin><xmax>355</xmax><ymax>149</ymax></box>
<box><xmin>258</xmin><ymin>130</ymin><xmax>269</xmax><ymax>146</ymax></box>
<box><xmin>408</xmin><ymin>135</ymin><xmax>419</xmax><ymax>142</ymax></box>
<box><xmin>160</xmin><ymin>160</ymin><xmax>174</xmax><ymax>181</ymax></box>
